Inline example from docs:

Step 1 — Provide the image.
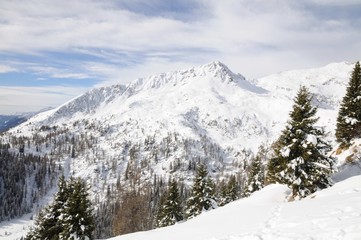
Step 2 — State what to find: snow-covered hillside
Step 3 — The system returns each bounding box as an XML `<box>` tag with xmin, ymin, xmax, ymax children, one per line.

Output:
<box><xmin>253</xmin><ymin>62</ymin><xmax>354</xmax><ymax>137</ymax></box>
<box><xmin>109</xmin><ymin>175</ymin><xmax>361</xmax><ymax>240</ymax></box>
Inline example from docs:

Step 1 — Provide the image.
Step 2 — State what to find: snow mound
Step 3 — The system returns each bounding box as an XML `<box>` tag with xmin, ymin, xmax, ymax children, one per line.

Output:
<box><xmin>109</xmin><ymin>176</ymin><xmax>361</xmax><ymax>240</ymax></box>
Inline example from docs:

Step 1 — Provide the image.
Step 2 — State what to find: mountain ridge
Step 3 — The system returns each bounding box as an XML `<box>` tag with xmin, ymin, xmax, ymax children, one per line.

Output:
<box><xmin>11</xmin><ymin>61</ymin><xmax>354</xmax><ymax>152</ymax></box>
<box><xmin>33</xmin><ymin>61</ymin><xmax>256</xmax><ymax>124</ymax></box>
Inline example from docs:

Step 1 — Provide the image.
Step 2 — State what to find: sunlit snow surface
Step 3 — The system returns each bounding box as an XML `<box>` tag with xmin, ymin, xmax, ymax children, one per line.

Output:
<box><xmin>110</xmin><ymin>176</ymin><xmax>361</xmax><ymax>240</ymax></box>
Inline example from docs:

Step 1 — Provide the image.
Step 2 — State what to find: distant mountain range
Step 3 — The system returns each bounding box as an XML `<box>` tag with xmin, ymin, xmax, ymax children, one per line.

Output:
<box><xmin>0</xmin><ymin>115</ymin><xmax>27</xmax><ymax>132</ymax></box>
<box><xmin>0</xmin><ymin>108</ymin><xmax>53</xmax><ymax>132</ymax></box>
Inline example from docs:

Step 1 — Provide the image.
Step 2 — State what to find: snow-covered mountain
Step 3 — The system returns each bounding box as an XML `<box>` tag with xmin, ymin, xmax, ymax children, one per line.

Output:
<box><xmin>5</xmin><ymin>61</ymin><xmax>355</xmax><ymax>193</ymax></box>
<box><xmin>0</xmin><ymin>61</ymin><xmax>358</xmax><ymax>239</ymax></box>
<box><xmin>11</xmin><ymin>61</ymin><xmax>354</xmax><ymax>146</ymax></box>
<box><xmin>16</xmin><ymin>62</ymin><xmax>275</xmax><ymax>150</ymax></box>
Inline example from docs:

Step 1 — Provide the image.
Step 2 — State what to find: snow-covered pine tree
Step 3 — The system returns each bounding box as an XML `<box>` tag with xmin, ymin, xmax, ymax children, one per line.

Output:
<box><xmin>60</xmin><ymin>177</ymin><xmax>95</xmax><ymax>240</ymax></box>
<box><xmin>266</xmin><ymin>86</ymin><xmax>334</xmax><ymax>199</ymax></box>
<box><xmin>26</xmin><ymin>175</ymin><xmax>69</xmax><ymax>240</ymax></box>
<box><xmin>244</xmin><ymin>155</ymin><xmax>264</xmax><ymax>197</ymax></box>
<box><xmin>336</xmin><ymin>61</ymin><xmax>361</xmax><ymax>147</ymax></box>
<box><xmin>185</xmin><ymin>164</ymin><xmax>217</xmax><ymax>219</ymax></box>
<box><xmin>156</xmin><ymin>179</ymin><xmax>183</xmax><ymax>227</ymax></box>
<box><xmin>47</xmin><ymin>175</ymin><xmax>69</xmax><ymax>236</ymax></box>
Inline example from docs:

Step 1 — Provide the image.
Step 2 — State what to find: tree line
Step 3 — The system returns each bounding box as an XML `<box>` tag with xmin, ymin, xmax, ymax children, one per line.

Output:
<box><xmin>0</xmin><ymin>144</ymin><xmax>58</xmax><ymax>221</ymax></box>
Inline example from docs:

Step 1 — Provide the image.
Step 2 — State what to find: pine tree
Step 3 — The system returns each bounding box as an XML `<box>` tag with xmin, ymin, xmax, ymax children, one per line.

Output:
<box><xmin>60</xmin><ymin>178</ymin><xmax>95</xmax><ymax>240</ymax></box>
<box><xmin>245</xmin><ymin>155</ymin><xmax>264</xmax><ymax>197</ymax></box>
<box><xmin>26</xmin><ymin>177</ymin><xmax>95</xmax><ymax>240</ymax></box>
<box><xmin>185</xmin><ymin>164</ymin><xmax>217</xmax><ymax>219</ymax></box>
<box><xmin>48</xmin><ymin>175</ymin><xmax>69</xmax><ymax>237</ymax></box>
<box><xmin>156</xmin><ymin>179</ymin><xmax>183</xmax><ymax>227</ymax></box>
<box><xmin>267</xmin><ymin>86</ymin><xmax>334</xmax><ymax>199</ymax></box>
<box><xmin>336</xmin><ymin>61</ymin><xmax>361</xmax><ymax>146</ymax></box>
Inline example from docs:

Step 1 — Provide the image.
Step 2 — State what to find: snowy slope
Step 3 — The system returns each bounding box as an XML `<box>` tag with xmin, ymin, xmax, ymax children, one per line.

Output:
<box><xmin>109</xmin><ymin>175</ymin><xmax>361</xmax><ymax>240</ymax></box>
<box><xmin>253</xmin><ymin>61</ymin><xmax>354</xmax><ymax>138</ymax></box>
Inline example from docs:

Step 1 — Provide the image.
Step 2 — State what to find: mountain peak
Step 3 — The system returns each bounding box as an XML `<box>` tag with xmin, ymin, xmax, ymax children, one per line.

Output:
<box><xmin>199</xmin><ymin>61</ymin><xmax>245</xmax><ymax>83</ymax></box>
<box><xmin>201</xmin><ymin>60</ymin><xmax>229</xmax><ymax>73</ymax></box>
<box><xmin>123</xmin><ymin>61</ymin><xmax>246</xmax><ymax>96</ymax></box>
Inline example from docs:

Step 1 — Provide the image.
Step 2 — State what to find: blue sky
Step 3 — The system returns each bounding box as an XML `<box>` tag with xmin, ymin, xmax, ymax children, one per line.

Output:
<box><xmin>0</xmin><ymin>0</ymin><xmax>360</xmax><ymax>114</ymax></box>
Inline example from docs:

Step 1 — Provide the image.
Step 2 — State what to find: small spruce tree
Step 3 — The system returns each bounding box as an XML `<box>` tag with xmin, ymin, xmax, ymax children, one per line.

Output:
<box><xmin>156</xmin><ymin>179</ymin><xmax>183</xmax><ymax>227</ymax></box>
<box><xmin>185</xmin><ymin>164</ymin><xmax>217</xmax><ymax>219</ymax></box>
<box><xmin>336</xmin><ymin>61</ymin><xmax>361</xmax><ymax>146</ymax></box>
<box><xmin>267</xmin><ymin>86</ymin><xmax>335</xmax><ymax>199</ymax></box>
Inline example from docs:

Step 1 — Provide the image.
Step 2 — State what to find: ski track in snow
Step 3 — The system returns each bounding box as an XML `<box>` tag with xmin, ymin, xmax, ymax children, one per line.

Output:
<box><xmin>261</xmin><ymin>203</ymin><xmax>283</xmax><ymax>235</ymax></box>
<box><xmin>207</xmin><ymin>203</ymin><xmax>286</xmax><ymax>240</ymax></box>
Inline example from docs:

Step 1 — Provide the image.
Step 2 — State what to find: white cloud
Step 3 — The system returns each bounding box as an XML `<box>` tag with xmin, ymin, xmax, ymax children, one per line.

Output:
<box><xmin>27</xmin><ymin>66</ymin><xmax>91</xmax><ymax>79</ymax></box>
<box><xmin>0</xmin><ymin>0</ymin><xmax>359</xmax><ymax>114</ymax></box>
<box><xmin>305</xmin><ymin>0</ymin><xmax>361</xmax><ymax>6</ymax></box>
<box><xmin>0</xmin><ymin>86</ymin><xmax>89</xmax><ymax>114</ymax></box>
<box><xmin>0</xmin><ymin>0</ymin><xmax>360</xmax><ymax>80</ymax></box>
<box><xmin>0</xmin><ymin>65</ymin><xmax>17</xmax><ymax>73</ymax></box>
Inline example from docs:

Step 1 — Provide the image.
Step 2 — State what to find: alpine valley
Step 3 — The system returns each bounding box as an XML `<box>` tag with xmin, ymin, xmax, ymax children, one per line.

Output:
<box><xmin>0</xmin><ymin>61</ymin><xmax>359</xmax><ymax>239</ymax></box>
